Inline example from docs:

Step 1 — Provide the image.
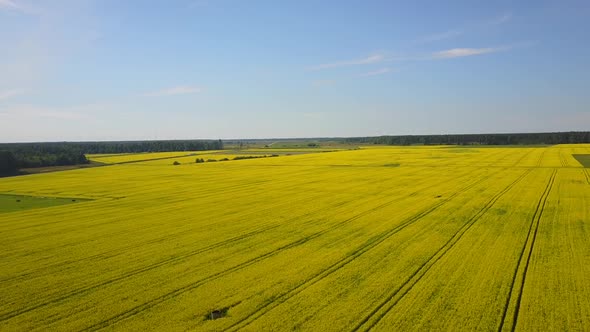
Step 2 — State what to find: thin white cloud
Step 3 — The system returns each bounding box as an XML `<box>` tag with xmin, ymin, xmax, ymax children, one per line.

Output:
<box><xmin>143</xmin><ymin>86</ymin><xmax>202</xmax><ymax>97</ymax></box>
<box><xmin>0</xmin><ymin>0</ymin><xmax>37</xmax><ymax>14</ymax></box>
<box><xmin>415</xmin><ymin>12</ymin><xmax>511</xmax><ymax>45</ymax></box>
<box><xmin>360</xmin><ymin>67</ymin><xmax>391</xmax><ymax>77</ymax></box>
<box><xmin>0</xmin><ymin>89</ymin><xmax>24</xmax><ymax>100</ymax></box>
<box><xmin>309</xmin><ymin>54</ymin><xmax>386</xmax><ymax>70</ymax></box>
<box><xmin>431</xmin><ymin>47</ymin><xmax>505</xmax><ymax>59</ymax></box>
<box><xmin>0</xmin><ymin>0</ymin><xmax>20</xmax><ymax>10</ymax></box>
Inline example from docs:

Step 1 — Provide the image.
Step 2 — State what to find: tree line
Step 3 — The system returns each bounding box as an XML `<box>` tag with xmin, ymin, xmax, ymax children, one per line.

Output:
<box><xmin>0</xmin><ymin>147</ymin><xmax>89</xmax><ymax>177</ymax></box>
<box><xmin>0</xmin><ymin>140</ymin><xmax>223</xmax><ymax>177</ymax></box>
<box><xmin>66</xmin><ymin>139</ymin><xmax>224</xmax><ymax>154</ymax></box>
<box><xmin>344</xmin><ymin>132</ymin><xmax>590</xmax><ymax>146</ymax></box>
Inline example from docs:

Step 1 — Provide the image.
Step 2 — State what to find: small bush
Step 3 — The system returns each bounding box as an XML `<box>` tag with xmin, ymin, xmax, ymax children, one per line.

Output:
<box><xmin>205</xmin><ymin>307</ymin><xmax>230</xmax><ymax>320</ymax></box>
<box><xmin>206</xmin><ymin>159</ymin><xmax>217</xmax><ymax>162</ymax></box>
<box><xmin>221</xmin><ymin>154</ymin><xmax>282</xmax><ymax>161</ymax></box>
<box><xmin>220</xmin><ymin>158</ymin><xmax>229</xmax><ymax>161</ymax></box>
<box><xmin>196</xmin><ymin>158</ymin><xmax>205</xmax><ymax>163</ymax></box>
<box><xmin>233</xmin><ymin>155</ymin><xmax>264</xmax><ymax>160</ymax></box>
<box><xmin>173</xmin><ymin>161</ymin><xmax>181</xmax><ymax>165</ymax></box>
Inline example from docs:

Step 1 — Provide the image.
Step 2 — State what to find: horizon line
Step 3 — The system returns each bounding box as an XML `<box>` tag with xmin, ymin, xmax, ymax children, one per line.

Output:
<box><xmin>0</xmin><ymin>130</ymin><xmax>587</xmax><ymax>144</ymax></box>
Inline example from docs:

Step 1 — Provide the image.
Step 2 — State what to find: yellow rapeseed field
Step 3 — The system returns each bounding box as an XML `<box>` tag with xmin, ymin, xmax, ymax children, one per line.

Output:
<box><xmin>1</xmin><ymin>145</ymin><xmax>589</xmax><ymax>331</ymax></box>
<box><xmin>87</xmin><ymin>151</ymin><xmax>223</xmax><ymax>164</ymax></box>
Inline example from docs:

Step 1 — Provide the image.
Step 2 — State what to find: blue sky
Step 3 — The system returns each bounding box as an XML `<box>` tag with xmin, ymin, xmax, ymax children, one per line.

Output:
<box><xmin>0</xmin><ymin>0</ymin><xmax>588</xmax><ymax>142</ymax></box>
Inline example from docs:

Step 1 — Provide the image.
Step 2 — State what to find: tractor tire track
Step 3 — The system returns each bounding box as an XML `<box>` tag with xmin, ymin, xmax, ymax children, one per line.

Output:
<box><xmin>4</xmin><ymin>171</ymin><xmax>378</xmax><ymax>272</ymax></box>
<box><xmin>81</xmin><ymin>199</ymin><xmax>420</xmax><ymax>332</ymax></box>
<box><xmin>0</xmin><ymin>174</ymin><xmax>370</xmax><ymax>283</ymax></box>
<box><xmin>511</xmin><ymin>149</ymin><xmax>535</xmax><ymax>167</ymax></box>
<box><xmin>222</xmin><ymin>169</ymin><xmax>503</xmax><ymax>332</ymax></box>
<box><xmin>1</xmin><ymin>165</ymin><xmax>426</xmax><ymax>274</ymax></box>
<box><xmin>1</xmin><ymin>171</ymin><xmax>309</xmax><ymax>234</ymax></box>
<box><xmin>351</xmin><ymin>168</ymin><xmax>533</xmax><ymax>332</ymax></box>
<box><xmin>559</xmin><ymin>150</ymin><xmax>567</xmax><ymax>168</ymax></box>
<box><xmin>0</xmin><ymin>168</ymin><xmax>459</xmax><ymax>323</ymax></box>
<box><xmin>81</xmin><ymin>169</ymin><xmax>494</xmax><ymax>331</ymax></box>
<box><xmin>1</xmin><ymin>163</ymin><xmax>322</xmax><ymax>232</ymax></box>
<box><xmin>0</xmin><ymin>222</ymin><xmax>281</xmax><ymax>322</ymax></box>
<box><xmin>497</xmin><ymin>169</ymin><xmax>557</xmax><ymax>332</ymax></box>
<box><xmin>1</xmin><ymin>168</ymin><xmax>359</xmax><ymax>261</ymax></box>
<box><xmin>0</xmin><ymin>195</ymin><xmax>355</xmax><ymax>321</ymax></box>
<box><xmin>483</xmin><ymin>149</ymin><xmax>513</xmax><ymax>167</ymax></box>
<box><xmin>536</xmin><ymin>149</ymin><xmax>547</xmax><ymax>168</ymax></box>
<box><xmin>488</xmin><ymin>150</ymin><xmax>513</xmax><ymax>167</ymax></box>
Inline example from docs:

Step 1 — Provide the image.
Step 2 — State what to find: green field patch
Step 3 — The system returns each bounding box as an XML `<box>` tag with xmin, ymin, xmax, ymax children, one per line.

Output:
<box><xmin>0</xmin><ymin>194</ymin><xmax>91</xmax><ymax>213</ymax></box>
<box><xmin>573</xmin><ymin>154</ymin><xmax>590</xmax><ymax>167</ymax></box>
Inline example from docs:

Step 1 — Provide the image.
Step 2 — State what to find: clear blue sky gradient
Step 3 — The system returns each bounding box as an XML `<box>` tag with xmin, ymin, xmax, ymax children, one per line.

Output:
<box><xmin>0</xmin><ymin>0</ymin><xmax>588</xmax><ymax>142</ymax></box>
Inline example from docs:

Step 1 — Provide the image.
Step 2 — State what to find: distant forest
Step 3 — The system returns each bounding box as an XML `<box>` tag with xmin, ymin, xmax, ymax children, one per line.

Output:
<box><xmin>0</xmin><ymin>140</ymin><xmax>224</xmax><ymax>177</ymax></box>
<box><xmin>2</xmin><ymin>133</ymin><xmax>590</xmax><ymax>177</ymax></box>
<box><xmin>344</xmin><ymin>132</ymin><xmax>590</xmax><ymax>146</ymax></box>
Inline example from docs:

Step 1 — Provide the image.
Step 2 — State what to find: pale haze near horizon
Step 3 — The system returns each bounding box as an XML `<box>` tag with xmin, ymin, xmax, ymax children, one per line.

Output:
<box><xmin>0</xmin><ymin>0</ymin><xmax>589</xmax><ymax>143</ymax></box>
